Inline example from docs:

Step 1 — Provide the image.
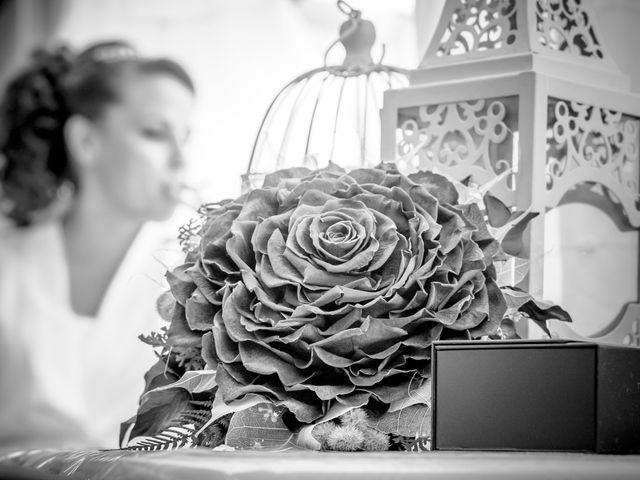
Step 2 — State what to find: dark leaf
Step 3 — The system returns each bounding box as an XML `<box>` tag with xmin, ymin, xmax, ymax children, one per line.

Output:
<box><xmin>368</xmin><ymin>404</ymin><xmax>431</xmax><ymax>437</ymax></box>
<box><xmin>389</xmin><ymin>434</ymin><xmax>431</xmax><ymax>451</ymax></box>
<box><xmin>166</xmin><ymin>264</ymin><xmax>197</xmax><ymax>305</ymax></box>
<box><xmin>130</xmin><ymin>389</ymin><xmax>191</xmax><ymax>439</ymax></box>
<box><xmin>143</xmin><ymin>371</ymin><xmax>217</xmax><ymax>397</ymax></box>
<box><xmin>521</xmin><ymin>301</ymin><xmax>572</xmax><ymax>337</ymax></box>
<box><xmin>138</xmin><ymin>329</ymin><xmax>167</xmax><ymax>349</ymax></box>
<box><xmin>156</xmin><ymin>291</ymin><xmax>176</xmax><ymax>322</ymax></box>
<box><xmin>126</xmin><ymin>399</ymin><xmax>218</xmax><ymax>451</ymax></box>
<box><xmin>501</xmin><ymin>286</ymin><xmax>572</xmax><ymax>336</ymax></box>
<box><xmin>225</xmin><ymin>403</ymin><xmax>294</xmax><ymax>449</ymax></box>
<box><xmin>495</xmin><ymin>257</ymin><xmax>530</xmax><ymax>288</ymax></box>
<box><xmin>490</xmin><ymin>317</ymin><xmax>521</xmax><ymax>339</ymax></box>
<box><xmin>166</xmin><ymin>304</ymin><xmax>202</xmax><ymax>348</ymax></box>
<box><xmin>483</xmin><ymin>193</ymin><xmax>511</xmax><ymax>228</ymax></box>
<box><xmin>143</xmin><ymin>358</ymin><xmax>181</xmax><ymax>394</ymax></box>
<box><xmin>501</xmin><ymin>211</ymin><xmax>538</xmax><ymax>257</ymax></box>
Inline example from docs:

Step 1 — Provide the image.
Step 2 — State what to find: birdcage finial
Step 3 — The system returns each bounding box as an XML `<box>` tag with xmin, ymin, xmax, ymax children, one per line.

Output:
<box><xmin>322</xmin><ymin>1</ymin><xmax>377</xmax><ymax>70</ymax></box>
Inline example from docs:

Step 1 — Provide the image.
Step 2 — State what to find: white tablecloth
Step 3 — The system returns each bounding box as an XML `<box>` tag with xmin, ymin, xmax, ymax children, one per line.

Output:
<box><xmin>2</xmin><ymin>448</ymin><xmax>639</xmax><ymax>479</ymax></box>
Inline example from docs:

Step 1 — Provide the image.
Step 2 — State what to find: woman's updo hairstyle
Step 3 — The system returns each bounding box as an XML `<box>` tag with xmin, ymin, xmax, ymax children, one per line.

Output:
<box><xmin>0</xmin><ymin>40</ymin><xmax>194</xmax><ymax>227</ymax></box>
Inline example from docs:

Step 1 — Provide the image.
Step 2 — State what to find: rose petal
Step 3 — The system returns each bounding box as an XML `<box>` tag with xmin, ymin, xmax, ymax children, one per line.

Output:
<box><xmin>211</xmin><ymin>313</ymin><xmax>240</xmax><ymax>363</ymax></box>
<box><xmin>408</xmin><ymin>170</ymin><xmax>459</xmax><ymax>205</ymax></box>
<box><xmin>166</xmin><ymin>264</ymin><xmax>197</xmax><ymax>305</ymax></box>
<box><xmin>238</xmin><ymin>341</ymin><xmax>312</xmax><ymax>386</ymax></box>
<box><xmin>185</xmin><ymin>288</ymin><xmax>216</xmax><ymax>331</ymax></box>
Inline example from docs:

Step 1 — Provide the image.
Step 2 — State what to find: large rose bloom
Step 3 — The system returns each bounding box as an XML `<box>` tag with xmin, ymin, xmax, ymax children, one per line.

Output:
<box><xmin>166</xmin><ymin>166</ymin><xmax>506</xmax><ymax>423</ymax></box>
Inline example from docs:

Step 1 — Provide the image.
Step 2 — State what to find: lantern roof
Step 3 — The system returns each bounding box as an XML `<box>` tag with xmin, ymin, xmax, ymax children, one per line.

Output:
<box><xmin>413</xmin><ymin>0</ymin><xmax>629</xmax><ymax>91</ymax></box>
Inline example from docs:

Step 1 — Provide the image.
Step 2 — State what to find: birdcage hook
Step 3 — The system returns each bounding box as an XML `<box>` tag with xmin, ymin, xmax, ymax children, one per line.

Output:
<box><xmin>337</xmin><ymin>0</ymin><xmax>360</xmax><ymax>19</ymax></box>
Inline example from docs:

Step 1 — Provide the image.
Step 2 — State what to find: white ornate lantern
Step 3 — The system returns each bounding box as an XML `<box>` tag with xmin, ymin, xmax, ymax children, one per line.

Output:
<box><xmin>381</xmin><ymin>0</ymin><xmax>640</xmax><ymax>344</ymax></box>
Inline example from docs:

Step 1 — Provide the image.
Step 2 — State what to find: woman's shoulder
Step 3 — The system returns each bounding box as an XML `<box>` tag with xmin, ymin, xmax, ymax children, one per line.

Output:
<box><xmin>0</xmin><ymin>219</ymin><xmax>69</xmax><ymax>331</ymax></box>
<box><xmin>0</xmin><ymin>219</ymin><xmax>65</xmax><ymax>275</ymax></box>
<box><xmin>0</xmin><ymin>219</ymin><xmax>27</xmax><ymax>257</ymax></box>
<box><xmin>0</xmin><ymin>214</ymin><xmax>15</xmax><ymax>238</ymax></box>
<box><xmin>1</xmin><ymin>218</ymin><xmax>60</xmax><ymax>249</ymax></box>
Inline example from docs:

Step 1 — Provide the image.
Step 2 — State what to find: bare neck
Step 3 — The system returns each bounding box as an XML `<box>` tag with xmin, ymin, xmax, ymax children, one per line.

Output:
<box><xmin>62</xmin><ymin>188</ymin><xmax>143</xmax><ymax>318</ymax></box>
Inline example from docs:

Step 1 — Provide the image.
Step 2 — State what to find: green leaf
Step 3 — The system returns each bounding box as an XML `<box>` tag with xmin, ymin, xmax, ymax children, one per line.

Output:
<box><xmin>130</xmin><ymin>388</ymin><xmax>191</xmax><ymax>440</ymax></box>
<box><xmin>519</xmin><ymin>295</ymin><xmax>572</xmax><ymax>322</ymax></box>
<box><xmin>491</xmin><ymin>317</ymin><xmax>521</xmax><ymax>340</ymax></box>
<box><xmin>387</xmin><ymin>377</ymin><xmax>431</xmax><ymax>412</ymax></box>
<box><xmin>368</xmin><ymin>404</ymin><xmax>431</xmax><ymax>437</ymax></box>
<box><xmin>142</xmin><ymin>358</ymin><xmax>181</xmax><ymax>394</ymax></box>
<box><xmin>120</xmin><ymin>359</ymin><xmax>186</xmax><ymax>443</ymax></box>
<box><xmin>156</xmin><ymin>291</ymin><xmax>176</xmax><ymax>322</ymax></box>
<box><xmin>495</xmin><ymin>257</ymin><xmax>530</xmax><ymax>287</ymax></box>
<box><xmin>501</xmin><ymin>286</ymin><xmax>572</xmax><ymax>336</ymax></box>
<box><xmin>408</xmin><ymin>170</ymin><xmax>459</xmax><ymax>204</ymax></box>
<box><xmin>520</xmin><ymin>298</ymin><xmax>572</xmax><ymax>337</ymax></box>
<box><xmin>501</xmin><ymin>285</ymin><xmax>535</xmax><ymax>313</ymax></box>
<box><xmin>166</xmin><ymin>264</ymin><xmax>197</xmax><ymax>305</ymax></box>
<box><xmin>138</xmin><ymin>329</ymin><xmax>167</xmax><ymax>349</ymax></box>
<box><xmin>166</xmin><ymin>304</ymin><xmax>202</xmax><ymax>348</ymax></box>
<box><xmin>225</xmin><ymin>403</ymin><xmax>294</xmax><ymax>450</ymax></box>
<box><xmin>184</xmin><ymin>289</ymin><xmax>216</xmax><ymax>331</ymax></box>
<box><xmin>142</xmin><ymin>370</ymin><xmax>217</xmax><ymax>399</ymax></box>
<box><xmin>501</xmin><ymin>211</ymin><xmax>538</xmax><ymax>258</ymax></box>
<box><xmin>483</xmin><ymin>193</ymin><xmax>511</xmax><ymax>228</ymax></box>
<box><xmin>207</xmin><ymin>389</ymin><xmax>264</xmax><ymax>426</ymax></box>
<box><xmin>127</xmin><ymin>395</ymin><xmax>190</xmax><ymax>440</ymax></box>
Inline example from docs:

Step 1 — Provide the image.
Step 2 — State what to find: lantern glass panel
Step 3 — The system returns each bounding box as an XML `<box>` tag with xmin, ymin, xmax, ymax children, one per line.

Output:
<box><xmin>543</xmin><ymin>202</ymin><xmax>639</xmax><ymax>337</ymax></box>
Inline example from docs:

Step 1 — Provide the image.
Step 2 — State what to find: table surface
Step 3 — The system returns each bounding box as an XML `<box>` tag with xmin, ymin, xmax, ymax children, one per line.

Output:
<box><xmin>2</xmin><ymin>448</ymin><xmax>640</xmax><ymax>480</ymax></box>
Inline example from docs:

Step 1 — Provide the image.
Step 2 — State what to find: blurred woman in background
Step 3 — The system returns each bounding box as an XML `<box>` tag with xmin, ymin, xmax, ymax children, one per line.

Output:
<box><xmin>0</xmin><ymin>41</ymin><xmax>195</xmax><ymax>449</ymax></box>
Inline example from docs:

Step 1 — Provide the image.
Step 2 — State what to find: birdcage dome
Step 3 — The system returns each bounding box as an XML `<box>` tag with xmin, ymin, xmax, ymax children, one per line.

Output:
<box><xmin>243</xmin><ymin>1</ymin><xmax>408</xmax><ymax>190</ymax></box>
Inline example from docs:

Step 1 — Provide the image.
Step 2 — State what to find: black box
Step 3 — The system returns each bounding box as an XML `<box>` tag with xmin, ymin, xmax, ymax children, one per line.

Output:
<box><xmin>431</xmin><ymin>339</ymin><xmax>640</xmax><ymax>453</ymax></box>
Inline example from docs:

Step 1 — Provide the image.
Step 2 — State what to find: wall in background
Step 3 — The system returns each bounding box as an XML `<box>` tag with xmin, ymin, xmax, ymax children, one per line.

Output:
<box><xmin>45</xmin><ymin>0</ymin><xmax>417</xmax><ymax>203</ymax></box>
<box><xmin>0</xmin><ymin>0</ymin><xmax>62</xmax><ymax>87</ymax></box>
<box><xmin>589</xmin><ymin>0</ymin><xmax>640</xmax><ymax>93</ymax></box>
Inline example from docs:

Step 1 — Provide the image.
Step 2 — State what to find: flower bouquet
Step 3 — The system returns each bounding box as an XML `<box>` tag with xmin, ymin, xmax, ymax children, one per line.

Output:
<box><xmin>122</xmin><ymin>164</ymin><xmax>570</xmax><ymax>452</ymax></box>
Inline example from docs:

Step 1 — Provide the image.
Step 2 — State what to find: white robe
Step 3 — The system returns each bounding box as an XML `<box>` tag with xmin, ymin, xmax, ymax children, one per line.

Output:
<box><xmin>0</xmin><ymin>218</ymin><xmax>185</xmax><ymax>450</ymax></box>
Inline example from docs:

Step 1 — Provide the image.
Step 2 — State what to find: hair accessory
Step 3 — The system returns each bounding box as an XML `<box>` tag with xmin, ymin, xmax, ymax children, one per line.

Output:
<box><xmin>86</xmin><ymin>43</ymin><xmax>137</xmax><ymax>63</ymax></box>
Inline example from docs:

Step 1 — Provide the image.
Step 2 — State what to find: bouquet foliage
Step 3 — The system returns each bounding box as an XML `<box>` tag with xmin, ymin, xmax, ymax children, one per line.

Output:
<box><xmin>124</xmin><ymin>164</ymin><xmax>570</xmax><ymax>452</ymax></box>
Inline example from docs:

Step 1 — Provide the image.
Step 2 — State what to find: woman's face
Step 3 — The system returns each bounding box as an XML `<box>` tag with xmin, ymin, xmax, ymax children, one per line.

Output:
<box><xmin>88</xmin><ymin>71</ymin><xmax>194</xmax><ymax>222</ymax></box>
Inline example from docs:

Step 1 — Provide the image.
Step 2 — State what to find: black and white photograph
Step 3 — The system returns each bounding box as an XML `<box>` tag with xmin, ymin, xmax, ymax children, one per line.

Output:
<box><xmin>0</xmin><ymin>0</ymin><xmax>638</xmax><ymax>478</ymax></box>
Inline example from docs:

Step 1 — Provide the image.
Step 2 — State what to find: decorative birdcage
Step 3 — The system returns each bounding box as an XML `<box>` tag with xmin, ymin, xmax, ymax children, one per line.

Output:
<box><xmin>381</xmin><ymin>0</ymin><xmax>640</xmax><ymax>344</ymax></box>
<box><xmin>242</xmin><ymin>0</ymin><xmax>408</xmax><ymax>192</ymax></box>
